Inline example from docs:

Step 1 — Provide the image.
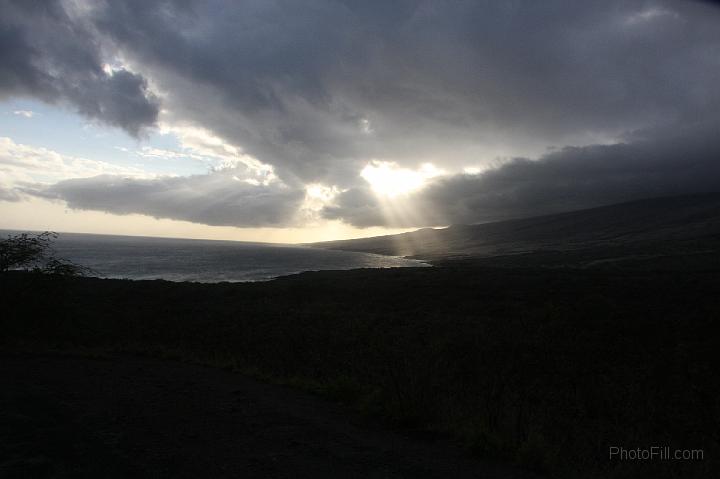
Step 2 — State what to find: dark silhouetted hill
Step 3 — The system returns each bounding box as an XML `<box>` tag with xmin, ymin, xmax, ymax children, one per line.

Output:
<box><xmin>312</xmin><ymin>193</ymin><xmax>720</xmax><ymax>268</ymax></box>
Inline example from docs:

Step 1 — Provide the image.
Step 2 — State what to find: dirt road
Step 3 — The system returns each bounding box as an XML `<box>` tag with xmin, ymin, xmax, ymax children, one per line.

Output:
<box><xmin>1</xmin><ymin>353</ymin><xmax>535</xmax><ymax>478</ymax></box>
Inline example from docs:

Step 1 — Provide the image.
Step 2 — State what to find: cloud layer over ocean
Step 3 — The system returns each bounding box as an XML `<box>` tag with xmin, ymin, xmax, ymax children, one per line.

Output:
<box><xmin>2</xmin><ymin>0</ymin><xmax>720</xmax><ymax>228</ymax></box>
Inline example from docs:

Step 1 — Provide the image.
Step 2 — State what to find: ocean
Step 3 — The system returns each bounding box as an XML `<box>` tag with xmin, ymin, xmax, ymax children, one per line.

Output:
<box><xmin>4</xmin><ymin>231</ymin><xmax>428</xmax><ymax>283</ymax></box>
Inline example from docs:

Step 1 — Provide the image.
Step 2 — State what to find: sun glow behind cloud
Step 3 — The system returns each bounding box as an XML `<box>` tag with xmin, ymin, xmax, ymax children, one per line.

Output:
<box><xmin>357</xmin><ymin>161</ymin><xmax>447</xmax><ymax>234</ymax></box>
<box><xmin>360</xmin><ymin>161</ymin><xmax>444</xmax><ymax>198</ymax></box>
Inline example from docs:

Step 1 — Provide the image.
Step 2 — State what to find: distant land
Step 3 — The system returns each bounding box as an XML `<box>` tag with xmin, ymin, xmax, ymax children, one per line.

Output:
<box><xmin>312</xmin><ymin>193</ymin><xmax>720</xmax><ymax>270</ymax></box>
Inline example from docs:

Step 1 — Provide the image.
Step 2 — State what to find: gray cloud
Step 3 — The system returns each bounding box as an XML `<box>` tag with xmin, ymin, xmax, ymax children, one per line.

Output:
<box><xmin>0</xmin><ymin>185</ymin><xmax>22</xmax><ymax>202</ymax></box>
<box><xmin>324</xmin><ymin>121</ymin><xmax>720</xmax><ymax>227</ymax></box>
<box><xmin>29</xmin><ymin>170</ymin><xmax>305</xmax><ymax>227</ymax></box>
<box><xmin>3</xmin><ymin>0</ymin><xmax>720</xmax><ymax>229</ymax></box>
<box><xmin>87</xmin><ymin>0</ymin><xmax>720</xmax><ymax>183</ymax></box>
<box><xmin>0</xmin><ymin>0</ymin><xmax>159</xmax><ymax>136</ymax></box>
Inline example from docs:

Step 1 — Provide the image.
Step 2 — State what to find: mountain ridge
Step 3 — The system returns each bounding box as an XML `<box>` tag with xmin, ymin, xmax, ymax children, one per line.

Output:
<box><xmin>312</xmin><ymin>192</ymin><xmax>720</xmax><ymax>268</ymax></box>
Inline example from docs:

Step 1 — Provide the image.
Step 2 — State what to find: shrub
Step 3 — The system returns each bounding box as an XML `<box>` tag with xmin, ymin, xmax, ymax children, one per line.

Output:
<box><xmin>0</xmin><ymin>231</ymin><xmax>92</xmax><ymax>276</ymax></box>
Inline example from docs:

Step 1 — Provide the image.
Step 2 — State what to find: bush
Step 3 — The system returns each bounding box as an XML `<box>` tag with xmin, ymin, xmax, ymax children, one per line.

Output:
<box><xmin>0</xmin><ymin>231</ymin><xmax>92</xmax><ymax>276</ymax></box>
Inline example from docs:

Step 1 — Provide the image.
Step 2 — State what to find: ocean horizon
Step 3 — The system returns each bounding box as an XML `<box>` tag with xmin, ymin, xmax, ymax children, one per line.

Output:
<box><xmin>1</xmin><ymin>230</ymin><xmax>429</xmax><ymax>283</ymax></box>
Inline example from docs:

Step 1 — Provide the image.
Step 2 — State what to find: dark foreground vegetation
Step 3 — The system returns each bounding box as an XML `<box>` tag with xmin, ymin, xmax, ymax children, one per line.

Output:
<box><xmin>2</xmin><ymin>265</ymin><xmax>718</xmax><ymax>478</ymax></box>
<box><xmin>0</xmin><ymin>231</ymin><xmax>93</xmax><ymax>276</ymax></box>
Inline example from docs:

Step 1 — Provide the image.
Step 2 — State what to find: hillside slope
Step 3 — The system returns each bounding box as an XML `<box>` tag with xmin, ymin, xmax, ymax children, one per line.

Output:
<box><xmin>312</xmin><ymin>193</ymin><xmax>720</xmax><ymax>267</ymax></box>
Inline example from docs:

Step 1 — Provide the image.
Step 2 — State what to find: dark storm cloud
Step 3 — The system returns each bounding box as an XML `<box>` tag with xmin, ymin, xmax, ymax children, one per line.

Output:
<box><xmin>4</xmin><ymin>0</ymin><xmax>720</xmax><ymax>228</ymax></box>
<box><xmin>30</xmin><ymin>170</ymin><xmax>305</xmax><ymax>227</ymax></box>
<box><xmin>324</xmin><ymin>121</ymin><xmax>720</xmax><ymax>227</ymax></box>
<box><xmin>87</xmin><ymin>0</ymin><xmax>720</xmax><ymax>183</ymax></box>
<box><xmin>0</xmin><ymin>0</ymin><xmax>158</xmax><ymax>136</ymax></box>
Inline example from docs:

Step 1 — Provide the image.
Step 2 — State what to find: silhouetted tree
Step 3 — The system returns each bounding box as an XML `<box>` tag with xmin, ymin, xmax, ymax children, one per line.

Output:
<box><xmin>0</xmin><ymin>231</ymin><xmax>93</xmax><ymax>276</ymax></box>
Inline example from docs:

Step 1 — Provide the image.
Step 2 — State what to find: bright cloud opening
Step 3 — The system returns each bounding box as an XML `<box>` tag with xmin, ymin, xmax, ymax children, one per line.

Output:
<box><xmin>158</xmin><ymin>122</ymin><xmax>278</xmax><ymax>185</ymax></box>
<box><xmin>13</xmin><ymin>110</ymin><xmax>34</xmax><ymax>118</ymax></box>
<box><xmin>296</xmin><ymin>183</ymin><xmax>342</xmax><ymax>225</ymax></box>
<box><xmin>361</xmin><ymin>161</ymin><xmax>444</xmax><ymax>198</ymax></box>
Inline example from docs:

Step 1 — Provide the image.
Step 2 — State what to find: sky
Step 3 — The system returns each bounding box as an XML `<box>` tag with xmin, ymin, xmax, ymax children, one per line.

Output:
<box><xmin>1</xmin><ymin>0</ymin><xmax>720</xmax><ymax>243</ymax></box>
